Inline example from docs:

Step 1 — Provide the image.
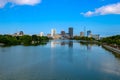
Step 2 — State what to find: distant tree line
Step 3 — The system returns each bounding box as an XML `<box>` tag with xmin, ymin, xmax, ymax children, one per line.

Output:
<box><xmin>100</xmin><ymin>35</ymin><xmax>120</xmax><ymax>46</ymax></box>
<box><xmin>74</xmin><ymin>36</ymin><xmax>95</xmax><ymax>41</ymax></box>
<box><xmin>0</xmin><ymin>35</ymin><xmax>49</xmax><ymax>46</ymax></box>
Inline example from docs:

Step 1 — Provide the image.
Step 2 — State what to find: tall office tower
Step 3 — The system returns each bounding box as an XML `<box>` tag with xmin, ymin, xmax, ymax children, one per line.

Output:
<box><xmin>19</xmin><ymin>31</ymin><xmax>24</xmax><ymax>36</ymax></box>
<box><xmin>69</xmin><ymin>27</ymin><xmax>73</xmax><ymax>38</ymax></box>
<box><xmin>51</xmin><ymin>29</ymin><xmax>56</xmax><ymax>37</ymax></box>
<box><xmin>80</xmin><ymin>32</ymin><xmax>84</xmax><ymax>37</ymax></box>
<box><xmin>87</xmin><ymin>30</ymin><xmax>92</xmax><ymax>37</ymax></box>
<box><xmin>40</xmin><ymin>32</ymin><xmax>44</xmax><ymax>37</ymax></box>
<box><xmin>61</xmin><ymin>31</ymin><xmax>66</xmax><ymax>36</ymax></box>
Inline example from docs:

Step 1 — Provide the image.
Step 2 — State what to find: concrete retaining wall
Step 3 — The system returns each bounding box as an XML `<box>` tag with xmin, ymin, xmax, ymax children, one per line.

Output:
<box><xmin>102</xmin><ymin>45</ymin><xmax>120</xmax><ymax>54</ymax></box>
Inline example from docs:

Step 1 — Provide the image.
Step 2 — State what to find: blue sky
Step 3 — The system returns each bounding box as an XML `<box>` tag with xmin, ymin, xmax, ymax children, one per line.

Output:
<box><xmin>0</xmin><ymin>0</ymin><xmax>120</xmax><ymax>36</ymax></box>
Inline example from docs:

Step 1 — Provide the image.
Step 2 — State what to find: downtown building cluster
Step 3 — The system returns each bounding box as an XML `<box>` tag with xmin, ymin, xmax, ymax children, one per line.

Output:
<box><xmin>47</xmin><ymin>27</ymin><xmax>73</xmax><ymax>39</ymax></box>
<box><xmin>80</xmin><ymin>30</ymin><xmax>100</xmax><ymax>40</ymax></box>
<box><xmin>47</xmin><ymin>27</ymin><xmax>100</xmax><ymax>40</ymax></box>
<box><xmin>5</xmin><ymin>27</ymin><xmax>100</xmax><ymax>40</ymax></box>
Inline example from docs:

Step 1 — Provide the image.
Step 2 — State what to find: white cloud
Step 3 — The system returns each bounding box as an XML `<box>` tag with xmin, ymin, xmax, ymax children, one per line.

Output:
<box><xmin>81</xmin><ymin>2</ymin><xmax>120</xmax><ymax>17</ymax></box>
<box><xmin>0</xmin><ymin>0</ymin><xmax>41</xmax><ymax>8</ymax></box>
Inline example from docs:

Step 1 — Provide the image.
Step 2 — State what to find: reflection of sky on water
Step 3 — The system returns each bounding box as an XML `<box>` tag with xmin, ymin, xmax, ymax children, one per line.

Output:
<box><xmin>87</xmin><ymin>44</ymin><xmax>92</xmax><ymax>50</ymax></box>
<box><xmin>0</xmin><ymin>40</ymin><xmax>120</xmax><ymax>80</ymax></box>
<box><xmin>51</xmin><ymin>41</ymin><xmax>56</xmax><ymax>48</ymax></box>
<box><xmin>50</xmin><ymin>40</ymin><xmax>73</xmax><ymax>48</ymax></box>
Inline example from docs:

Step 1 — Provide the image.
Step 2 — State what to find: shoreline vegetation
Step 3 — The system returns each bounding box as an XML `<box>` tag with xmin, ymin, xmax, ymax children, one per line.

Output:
<box><xmin>100</xmin><ymin>35</ymin><xmax>120</xmax><ymax>49</ymax></box>
<box><xmin>100</xmin><ymin>35</ymin><xmax>120</xmax><ymax>54</ymax></box>
<box><xmin>0</xmin><ymin>34</ymin><xmax>120</xmax><ymax>54</ymax></box>
<box><xmin>74</xmin><ymin>35</ymin><xmax>120</xmax><ymax>54</ymax></box>
<box><xmin>0</xmin><ymin>35</ymin><xmax>49</xmax><ymax>46</ymax></box>
<box><xmin>74</xmin><ymin>36</ymin><xmax>101</xmax><ymax>44</ymax></box>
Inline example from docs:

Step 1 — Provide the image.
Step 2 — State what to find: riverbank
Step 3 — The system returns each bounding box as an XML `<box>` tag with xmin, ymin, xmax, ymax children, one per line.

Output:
<box><xmin>102</xmin><ymin>45</ymin><xmax>120</xmax><ymax>54</ymax></box>
<box><xmin>0</xmin><ymin>43</ymin><xmax>4</xmax><ymax>46</ymax></box>
<box><xmin>79</xmin><ymin>40</ymin><xmax>101</xmax><ymax>45</ymax></box>
<box><xmin>79</xmin><ymin>40</ymin><xmax>120</xmax><ymax>54</ymax></box>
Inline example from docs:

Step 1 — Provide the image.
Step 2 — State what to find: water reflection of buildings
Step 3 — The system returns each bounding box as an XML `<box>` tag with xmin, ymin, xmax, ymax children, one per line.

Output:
<box><xmin>50</xmin><ymin>41</ymin><xmax>74</xmax><ymax>65</ymax></box>
<box><xmin>60</xmin><ymin>40</ymin><xmax>73</xmax><ymax>62</ymax></box>
<box><xmin>68</xmin><ymin>41</ymin><xmax>73</xmax><ymax>48</ymax></box>
<box><xmin>61</xmin><ymin>41</ymin><xmax>73</xmax><ymax>48</ymax></box>
<box><xmin>61</xmin><ymin>42</ymin><xmax>65</xmax><ymax>46</ymax></box>
<box><xmin>80</xmin><ymin>42</ymin><xmax>93</xmax><ymax>50</ymax></box>
<box><xmin>51</xmin><ymin>41</ymin><xmax>56</xmax><ymax>48</ymax></box>
<box><xmin>87</xmin><ymin>44</ymin><xmax>92</xmax><ymax>50</ymax></box>
<box><xmin>51</xmin><ymin>40</ymin><xmax>73</xmax><ymax>48</ymax></box>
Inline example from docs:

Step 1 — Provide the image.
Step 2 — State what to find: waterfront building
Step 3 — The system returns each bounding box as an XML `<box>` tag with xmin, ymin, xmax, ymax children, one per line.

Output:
<box><xmin>54</xmin><ymin>34</ymin><xmax>61</xmax><ymax>39</ymax></box>
<box><xmin>19</xmin><ymin>31</ymin><xmax>24</xmax><ymax>36</ymax></box>
<box><xmin>69</xmin><ymin>27</ymin><xmax>73</xmax><ymax>38</ymax></box>
<box><xmin>80</xmin><ymin>32</ymin><xmax>84</xmax><ymax>37</ymax></box>
<box><xmin>40</xmin><ymin>32</ymin><xmax>44</xmax><ymax>37</ymax></box>
<box><xmin>47</xmin><ymin>34</ymin><xmax>51</xmax><ymax>38</ymax></box>
<box><xmin>51</xmin><ymin>29</ymin><xmax>56</xmax><ymax>37</ymax></box>
<box><xmin>61</xmin><ymin>31</ymin><xmax>66</xmax><ymax>37</ymax></box>
<box><xmin>92</xmin><ymin>34</ymin><xmax>100</xmax><ymax>40</ymax></box>
<box><xmin>87</xmin><ymin>30</ymin><xmax>92</xmax><ymax>37</ymax></box>
<box><xmin>65</xmin><ymin>33</ymin><xmax>70</xmax><ymax>39</ymax></box>
<box><xmin>12</xmin><ymin>33</ymin><xmax>17</xmax><ymax>36</ymax></box>
<box><xmin>13</xmin><ymin>31</ymin><xmax>24</xmax><ymax>36</ymax></box>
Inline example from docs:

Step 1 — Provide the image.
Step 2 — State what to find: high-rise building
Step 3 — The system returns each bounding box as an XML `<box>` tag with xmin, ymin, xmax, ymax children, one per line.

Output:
<box><xmin>80</xmin><ymin>32</ymin><xmax>84</xmax><ymax>37</ymax></box>
<box><xmin>92</xmin><ymin>34</ymin><xmax>100</xmax><ymax>40</ymax></box>
<box><xmin>69</xmin><ymin>27</ymin><xmax>73</xmax><ymax>38</ymax></box>
<box><xmin>19</xmin><ymin>31</ymin><xmax>24</xmax><ymax>36</ymax></box>
<box><xmin>61</xmin><ymin>31</ymin><xmax>65</xmax><ymax>37</ymax></box>
<box><xmin>13</xmin><ymin>31</ymin><xmax>24</xmax><ymax>36</ymax></box>
<box><xmin>51</xmin><ymin>29</ymin><xmax>56</xmax><ymax>37</ymax></box>
<box><xmin>87</xmin><ymin>30</ymin><xmax>92</xmax><ymax>37</ymax></box>
<box><xmin>40</xmin><ymin>32</ymin><xmax>44</xmax><ymax>37</ymax></box>
<box><xmin>47</xmin><ymin>34</ymin><xmax>51</xmax><ymax>38</ymax></box>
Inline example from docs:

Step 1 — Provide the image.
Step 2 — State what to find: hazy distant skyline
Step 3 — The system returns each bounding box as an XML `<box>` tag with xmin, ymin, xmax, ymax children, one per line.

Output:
<box><xmin>0</xmin><ymin>0</ymin><xmax>120</xmax><ymax>36</ymax></box>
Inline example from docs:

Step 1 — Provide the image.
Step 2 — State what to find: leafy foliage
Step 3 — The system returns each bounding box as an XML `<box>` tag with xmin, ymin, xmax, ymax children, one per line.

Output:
<box><xmin>0</xmin><ymin>35</ymin><xmax>49</xmax><ymax>46</ymax></box>
<box><xmin>74</xmin><ymin>36</ymin><xmax>95</xmax><ymax>41</ymax></box>
<box><xmin>100</xmin><ymin>35</ymin><xmax>120</xmax><ymax>45</ymax></box>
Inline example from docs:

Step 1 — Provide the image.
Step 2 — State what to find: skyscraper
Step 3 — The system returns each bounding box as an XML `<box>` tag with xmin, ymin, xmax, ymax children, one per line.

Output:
<box><xmin>69</xmin><ymin>27</ymin><xmax>73</xmax><ymax>38</ymax></box>
<box><xmin>87</xmin><ymin>30</ymin><xmax>92</xmax><ymax>37</ymax></box>
<box><xmin>19</xmin><ymin>31</ymin><xmax>24</xmax><ymax>36</ymax></box>
<box><xmin>80</xmin><ymin>32</ymin><xmax>84</xmax><ymax>37</ymax></box>
<box><xmin>61</xmin><ymin>31</ymin><xmax>65</xmax><ymax>37</ymax></box>
<box><xmin>51</xmin><ymin>29</ymin><xmax>56</xmax><ymax>37</ymax></box>
<box><xmin>40</xmin><ymin>32</ymin><xmax>44</xmax><ymax>37</ymax></box>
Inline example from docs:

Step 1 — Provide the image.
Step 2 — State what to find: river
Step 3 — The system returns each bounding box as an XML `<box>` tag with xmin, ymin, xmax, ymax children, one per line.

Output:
<box><xmin>0</xmin><ymin>40</ymin><xmax>120</xmax><ymax>80</ymax></box>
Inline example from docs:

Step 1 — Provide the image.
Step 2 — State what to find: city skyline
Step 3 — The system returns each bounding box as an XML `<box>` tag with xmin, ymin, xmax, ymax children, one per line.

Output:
<box><xmin>0</xmin><ymin>0</ymin><xmax>120</xmax><ymax>36</ymax></box>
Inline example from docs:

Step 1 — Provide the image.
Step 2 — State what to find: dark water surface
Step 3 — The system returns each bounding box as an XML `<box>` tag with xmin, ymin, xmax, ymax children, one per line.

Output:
<box><xmin>0</xmin><ymin>40</ymin><xmax>120</xmax><ymax>80</ymax></box>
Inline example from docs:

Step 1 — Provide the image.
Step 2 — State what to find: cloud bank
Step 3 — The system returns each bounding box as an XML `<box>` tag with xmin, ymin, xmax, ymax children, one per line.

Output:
<box><xmin>81</xmin><ymin>2</ymin><xmax>120</xmax><ymax>17</ymax></box>
<box><xmin>0</xmin><ymin>0</ymin><xmax>41</xmax><ymax>8</ymax></box>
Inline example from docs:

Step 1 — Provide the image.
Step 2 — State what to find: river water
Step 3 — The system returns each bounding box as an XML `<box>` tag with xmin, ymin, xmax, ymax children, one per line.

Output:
<box><xmin>0</xmin><ymin>40</ymin><xmax>120</xmax><ymax>80</ymax></box>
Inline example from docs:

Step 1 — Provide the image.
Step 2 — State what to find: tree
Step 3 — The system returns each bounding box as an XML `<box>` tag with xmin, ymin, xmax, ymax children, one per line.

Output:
<box><xmin>20</xmin><ymin>35</ymin><xmax>32</xmax><ymax>45</ymax></box>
